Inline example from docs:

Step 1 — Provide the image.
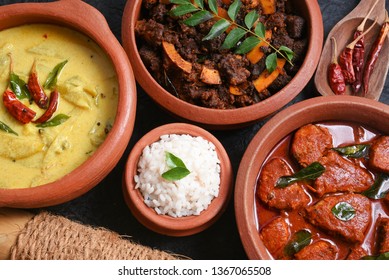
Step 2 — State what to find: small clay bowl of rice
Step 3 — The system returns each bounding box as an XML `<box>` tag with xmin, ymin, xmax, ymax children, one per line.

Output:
<box><xmin>123</xmin><ymin>123</ymin><xmax>233</xmax><ymax>236</ymax></box>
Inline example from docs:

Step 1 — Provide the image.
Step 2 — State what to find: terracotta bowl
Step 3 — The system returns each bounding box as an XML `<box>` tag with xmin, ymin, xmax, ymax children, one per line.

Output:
<box><xmin>234</xmin><ymin>96</ymin><xmax>389</xmax><ymax>259</ymax></box>
<box><xmin>123</xmin><ymin>123</ymin><xmax>233</xmax><ymax>236</ymax></box>
<box><xmin>0</xmin><ymin>0</ymin><xmax>137</xmax><ymax>208</ymax></box>
<box><xmin>122</xmin><ymin>0</ymin><xmax>323</xmax><ymax>129</ymax></box>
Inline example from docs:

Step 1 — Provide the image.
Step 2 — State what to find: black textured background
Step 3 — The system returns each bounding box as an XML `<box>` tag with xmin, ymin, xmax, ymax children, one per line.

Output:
<box><xmin>0</xmin><ymin>0</ymin><xmax>388</xmax><ymax>260</ymax></box>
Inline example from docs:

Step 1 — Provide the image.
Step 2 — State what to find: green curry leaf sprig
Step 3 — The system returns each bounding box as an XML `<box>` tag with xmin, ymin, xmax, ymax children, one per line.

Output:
<box><xmin>169</xmin><ymin>0</ymin><xmax>294</xmax><ymax>73</ymax></box>
<box><xmin>0</xmin><ymin>120</ymin><xmax>18</xmax><ymax>135</ymax></box>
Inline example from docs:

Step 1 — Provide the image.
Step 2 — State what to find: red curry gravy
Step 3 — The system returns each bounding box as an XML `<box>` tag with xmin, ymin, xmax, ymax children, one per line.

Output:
<box><xmin>255</xmin><ymin>121</ymin><xmax>389</xmax><ymax>259</ymax></box>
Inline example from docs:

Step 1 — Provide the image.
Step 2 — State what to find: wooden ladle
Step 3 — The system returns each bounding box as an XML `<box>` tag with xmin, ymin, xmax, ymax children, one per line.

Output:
<box><xmin>315</xmin><ymin>0</ymin><xmax>388</xmax><ymax>100</ymax></box>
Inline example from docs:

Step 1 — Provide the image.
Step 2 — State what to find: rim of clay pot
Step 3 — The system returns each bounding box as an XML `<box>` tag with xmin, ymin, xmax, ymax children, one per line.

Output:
<box><xmin>234</xmin><ymin>95</ymin><xmax>389</xmax><ymax>259</ymax></box>
<box><xmin>0</xmin><ymin>0</ymin><xmax>137</xmax><ymax>208</ymax></box>
<box><xmin>121</xmin><ymin>0</ymin><xmax>324</xmax><ymax>129</ymax></box>
<box><xmin>123</xmin><ymin>123</ymin><xmax>233</xmax><ymax>237</ymax></box>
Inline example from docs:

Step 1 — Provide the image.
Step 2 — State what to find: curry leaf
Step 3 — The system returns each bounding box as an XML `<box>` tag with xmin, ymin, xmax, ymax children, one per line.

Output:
<box><xmin>36</xmin><ymin>114</ymin><xmax>70</xmax><ymax>128</ymax></box>
<box><xmin>162</xmin><ymin>167</ymin><xmax>191</xmax><ymax>181</ymax></box>
<box><xmin>170</xmin><ymin>4</ymin><xmax>199</xmax><ymax>17</ymax></box>
<box><xmin>183</xmin><ymin>10</ymin><xmax>213</xmax><ymax>26</ymax></box>
<box><xmin>193</xmin><ymin>0</ymin><xmax>204</xmax><ymax>9</ymax></box>
<box><xmin>254</xmin><ymin>22</ymin><xmax>266</xmax><ymax>38</ymax></box>
<box><xmin>279</xmin><ymin>46</ymin><xmax>295</xmax><ymax>61</ymax></box>
<box><xmin>276</xmin><ymin>162</ymin><xmax>325</xmax><ymax>188</ymax></box>
<box><xmin>222</xmin><ymin>27</ymin><xmax>246</xmax><ymax>49</ymax></box>
<box><xmin>9</xmin><ymin>73</ymin><xmax>31</xmax><ymax>100</ymax></box>
<box><xmin>0</xmin><ymin>120</ymin><xmax>18</xmax><ymax>136</ymax></box>
<box><xmin>331</xmin><ymin>202</ymin><xmax>356</xmax><ymax>221</ymax></box>
<box><xmin>244</xmin><ymin>10</ymin><xmax>259</xmax><ymax>30</ymax></box>
<box><xmin>170</xmin><ymin>0</ymin><xmax>192</xmax><ymax>4</ymax></box>
<box><xmin>361</xmin><ymin>252</ymin><xmax>389</xmax><ymax>260</ymax></box>
<box><xmin>165</xmin><ymin>152</ymin><xmax>187</xmax><ymax>169</ymax></box>
<box><xmin>203</xmin><ymin>19</ymin><xmax>231</xmax><ymax>41</ymax></box>
<box><xmin>228</xmin><ymin>0</ymin><xmax>241</xmax><ymax>22</ymax></box>
<box><xmin>162</xmin><ymin>152</ymin><xmax>190</xmax><ymax>181</ymax></box>
<box><xmin>208</xmin><ymin>0</ymin><xmax>218</xmax><ymax>15</ymax></box>
<box><xmin>43</xmin><ymin>60</ymin><xmax>68</xmax><ymax>90</ymax></box>
<box><xmin>332</xmin><ymin>144</ymin><xmax>370</xmax><ymax>158</ymax></box>
<box><xmin>362</xmin><ymin>173</ymin><xmax>389</xmax><ymax>199</ymax></box>
<box><xmin>284</xmin><ymin>230</ymin><xmax>312</xmax><ymax>257</ymax></box>
<box><xmin>266</xmin><ymin>52</ymin><xmax>278</xmax><ymax>73</ymax></box>
<box><xmin>235</xmin><ymin>36</ymin><xmax>260</xmax><ymax>54</ymax></box>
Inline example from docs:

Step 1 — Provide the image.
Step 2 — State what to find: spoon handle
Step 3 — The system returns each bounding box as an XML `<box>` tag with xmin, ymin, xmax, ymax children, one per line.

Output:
<box><xmin>340</xmin><ymin>0</ymin><xmax>386</xmax><ymax>25</ymax></box>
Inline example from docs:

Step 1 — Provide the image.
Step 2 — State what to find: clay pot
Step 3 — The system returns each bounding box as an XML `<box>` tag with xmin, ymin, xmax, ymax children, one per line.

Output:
<box><xmin>234</xmin><ymin>96</ymin><xmax>389</xmax><ymax>259</ymax></box>
<box><xmin>121</xmin><ymin>0</ymin><xmax>323</xmax><ymax>129</ymax></box>
<box><xmin>123</xmin><ymin>123</ymin><xmax>233</xmax><ymax>236</ymax></box>
<box><xmin>0</xmin><ymin>0</ymin><xmax>137</xmax><ymax>208</ymax></box>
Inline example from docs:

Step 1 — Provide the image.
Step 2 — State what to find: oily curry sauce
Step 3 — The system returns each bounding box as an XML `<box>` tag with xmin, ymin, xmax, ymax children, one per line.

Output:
<box><xmin>255</xmin><ymin>122</ymin><xmax>389</xmax><ymax>259</ymax></box>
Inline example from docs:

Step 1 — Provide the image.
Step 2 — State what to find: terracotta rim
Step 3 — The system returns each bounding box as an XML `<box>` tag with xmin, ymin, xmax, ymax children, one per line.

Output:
<box><xmin>234</xmin><ymin>96</ymin><xmax>389</xmax><ymax>259</ymax></box>
<box><xmin>0</xmin><ymin>0</ymin><xmax>137</xmax><ymax>208</ymax></box>
<box><xmin>123</xmin><ymin>123</ymin><xmax>233</xmax><ymax>236</ymax></box>
<box><xmin>122</xmin><ymin>0</ymin><xmax>324</xmax><ymax>128</ymax></box>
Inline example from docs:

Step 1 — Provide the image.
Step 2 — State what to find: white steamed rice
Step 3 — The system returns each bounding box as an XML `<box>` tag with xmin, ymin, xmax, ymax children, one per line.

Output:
<box><xmin>134</xmin><ymin>134</ymin><xmax>221</xmax><ymax>217</ymax></box>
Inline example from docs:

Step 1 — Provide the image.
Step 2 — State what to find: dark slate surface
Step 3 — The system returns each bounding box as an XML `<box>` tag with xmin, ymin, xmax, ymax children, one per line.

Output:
<box><xmin>0</xmin><ymin>0</ymin><xmax>388</xmax><ymax>260</ymax></box>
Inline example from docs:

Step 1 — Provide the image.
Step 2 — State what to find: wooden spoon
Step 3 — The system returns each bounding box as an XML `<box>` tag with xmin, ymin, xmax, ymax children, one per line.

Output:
<box><xmin>315</xmin><ymin>0</ymin><xmax>388</xmax><ymax>100</ymax></box>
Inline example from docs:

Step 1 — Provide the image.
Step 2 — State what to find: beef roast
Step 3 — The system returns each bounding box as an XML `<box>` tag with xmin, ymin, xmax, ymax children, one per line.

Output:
<box><xmin>257</xmin><ymin>158</ymin><xmax>310</xmax><ymax>210</ymax></box>
<box><xmin>295</xmin><ymin>240</ymin><xmax>338</xmax><ymax>260</ymax></box>
<box><xmin>314</xmin><ymin>150</ymin><xmax>374</xmax><ymax>196</ymax></box>
<box><xmin>369</xmin><ymin>136</ymin><xmax>389</xmax><ymax>173</ymax></box>
<box><xmin>305</xmin><ymin>193</ymin><xmax>371</xmax><ymax>243</ymax></box>
<box><xmin>291</xmin><ymin>124</ymin><xmax>333</xmax><ymax>167</ymax></box>
<box><xmin>260</xmin><ymin>216</ymin><xmax>290</xmax><ymax>256</ymax></box>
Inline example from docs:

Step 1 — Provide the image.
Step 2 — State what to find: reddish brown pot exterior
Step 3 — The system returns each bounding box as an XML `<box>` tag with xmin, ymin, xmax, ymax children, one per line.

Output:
<box><xmin>0</xmin><ymin>0</ymin><xmax>137</xmax><ymax>208</ymax></box>
<box><xmin>235</xmin><ymin>96</ymin><xmax>389</xmax><ymax>259</ymax></box>
<box><xmin>123</xmin><ymin>123</ymin><xmax>233</xmax><ymax>236</ymax></box>
<box><xmin>122</xmin><ymin>0</ymin><xmax>324</xmax><ymax>129</ymax></box>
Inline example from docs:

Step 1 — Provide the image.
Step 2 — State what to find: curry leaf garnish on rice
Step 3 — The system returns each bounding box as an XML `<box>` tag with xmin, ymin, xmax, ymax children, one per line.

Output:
<box><xmin>169</xmin><ymin>0</ymin><xmax>295</xmax><ymax>73</ymax></box>
<box><xmin>276</xmin><ymin>162</ymin><xmax>325</xmax><ymax>188</ymax></box>
<box><xmin>162</xmin><ymin>152</ymin><xmax>191</xmax><ymax>181</ymax></box>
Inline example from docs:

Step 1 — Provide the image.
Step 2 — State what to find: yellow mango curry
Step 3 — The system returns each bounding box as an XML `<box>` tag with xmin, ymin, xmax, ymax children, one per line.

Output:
<box><xmin>0</xmin><ymin>24</ymin><xmax>118</xmax><ymax>189</ymax></box>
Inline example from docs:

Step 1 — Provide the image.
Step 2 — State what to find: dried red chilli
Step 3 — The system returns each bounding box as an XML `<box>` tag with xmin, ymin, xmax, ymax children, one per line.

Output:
<box><xmin>3</xmin><ymin>89</ymin><xmax>36</xmax><ymax>124</ymax></box>
<box><xmin>351</xmin><ymin>0</ymin><xmax>379</xmax><ymax>94</ymax></box>
<box><xmin>339</xmin><ymin>18</ymin><xmax>377</xmax><ymax>85</ymax></box>
<box><xmin>328</xmin><ymin>37</ymin><xmax>346</xmax><ymax>95</ymax></box>
<box><xmin>27</xmin><ymin>61</ymin><xmax>48</xmax><ymax>109</ymax></box>
<box><xmin>363</xmin><ymin>11</ymin><xmax>389</xmax><ymax>96</ymax></box>
<box><xmin>34</xmin><ymin>89</ymin><xmax>59</xmax><ymax>124</ymax></box>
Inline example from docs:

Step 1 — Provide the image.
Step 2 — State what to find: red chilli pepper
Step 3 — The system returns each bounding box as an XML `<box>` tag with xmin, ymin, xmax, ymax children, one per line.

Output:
<box><xmin>3</xmin><ymin>89</ymin><xmax>36</xmax><ymax>124</ymax></box>
<box><xmin>34</xmin><ymin>89</ymin><xmax>59</xmax><ymax>124</ymax></box>
<box><xmin>328</xmin><ymin>37</ymin><xmax>346</xmax><ymax>95</ymax></box>
<box><xmin>363</xmin><ymin>11</ymin><xmax>389</xmax><ymax>96</ymax></box>
<box><xmin>28</xmin><ymin>61</ymin><xmax>48</xmax><ymax>109</ymax></box>
<box><xmin>351</xmin><ymin>0</ymin><xmax>379</xmax><ymax>94</ymax></box>
<box><xmin>339</xmin><ymin>18</ymin><xmax>377</xmax><ymax>85</ymax></box>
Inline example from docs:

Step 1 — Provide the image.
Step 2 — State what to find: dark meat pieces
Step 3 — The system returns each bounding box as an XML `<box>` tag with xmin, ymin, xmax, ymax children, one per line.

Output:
<box><xmin>291</xmin><ymin>124</ymin><xmax>333</xmax><ymax>167</ymax></box>
<box><xmin>369</xmin><ymin>136</ymin><xmax>389</xmax><ymax>173</ymax></box>
<box><xmin>257</xmin><ymin>158</ymin><xmax>310</xmax><ymax>210</ymax></box>
<box><xmin>218</xmin><ymin>54</ymin><xmax>250</xmax><ymax>85</ymax></box>
<box><xmin>260</xmin><ymin>216</ymin><xmax>290</xmax><ymax>257</ymax></box>
<box><xmin>295</xmin><ymin>240</ymin><xmax>338</xmax><ymax>260</ymax></box>
<box><xmin>135</xmin><ymin>19</ymin><xmax>164</xmax><ymax>47</ymax></box>
<box><xmin>314</xmin><ymin>150</ymin><xmax>374</xmax><ymax>196</ymax></box>
<box><xmin>305</xmin><ymin>193</ymin><xmax>371</xmax><ymax>243</ymax></box>
<box><xmin>285</xmin><ymin>15</ymin><xmax>305</xmax><ymax>39</ymax></box>
<box><xmin>376</xmin><ymin>217</ymin><xmax>389</xmax><ymax>254</ymax></box>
